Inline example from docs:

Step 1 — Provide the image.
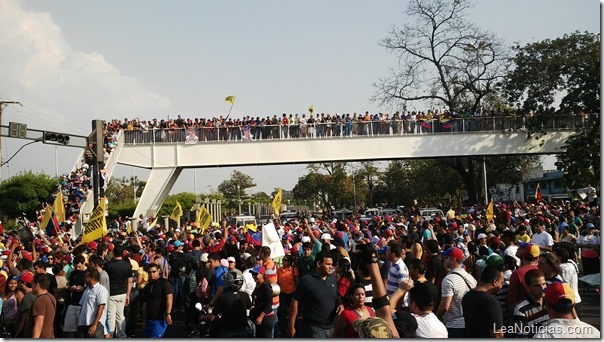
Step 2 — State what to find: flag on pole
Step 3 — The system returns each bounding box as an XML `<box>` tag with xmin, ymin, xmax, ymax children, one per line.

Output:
<box><xmin>225</xmin><ymin>95</ymin><xmax>236</xmax><ymax>104</ymax></box>
<box><xmin>535</xmin><ymin>183</ymin><xmax>542</xmax><ymax>203</ymax></box>
<box><xmin>40</xmin><ymin>204</ymin><xmax>59</xmax><ymax>236</ymax></box>
<box><xmin>196</xmin><ymin>205</ymin><xmax>213</xmax><ymax>232</ymax></box>
<box><xmin>53</xmin><ymin>190</ymin><xmax>65</xmax><ymax>224</ymax></box>
<box><xmin>81</xmin><ymin>200</ymin><xmax>108</xmax><ymax>243</ymax></box>
<box><xmin>170</xmin><ymin>201</ymin><xmax>183</xmax><ymax>223</ymax></box>
<box><xmin>486</xmin><ymin>200</ymin><xmax>494</xmax><ymax>223</ymax></box>
<box><xmin>272</xmin><ymin>188</ymin><xmax>282</xmax><ymax>215</ymax></box>
<box><xmin>309</xmin><ymin>105</ymin><xmax>314</xmax><ymax>114</ymax></box>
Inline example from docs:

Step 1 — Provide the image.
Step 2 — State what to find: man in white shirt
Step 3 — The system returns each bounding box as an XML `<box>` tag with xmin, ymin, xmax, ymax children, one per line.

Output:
<box><xmin>240</xmin><ymin>256</ymin><xmax>256</xmax><ymax>301</ymax></box>
<box><xmin>533</xmin><ymin>282</ymin><xmax>600</xmax><ymax>338</ymax></box>
<box><xmin>78</xmin><ymin>269</ymin><xmax>109</xmax><ymax>338</ymax></box>
<box><xmin>530</xmin><ymin>220</ymin><xmax>554</xmax><ymax>253</ymax></box>
<box><xmin>409</xmin><ymin>281</ymin><xmax>448</xmax><ymax>338</ymax></box>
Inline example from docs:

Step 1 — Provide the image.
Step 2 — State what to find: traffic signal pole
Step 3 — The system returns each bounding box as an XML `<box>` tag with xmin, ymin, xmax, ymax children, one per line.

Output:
<box><xmin>0</xmin><ymin>101</ymin><xmax>22</xmax><ymax>180</ymax></box>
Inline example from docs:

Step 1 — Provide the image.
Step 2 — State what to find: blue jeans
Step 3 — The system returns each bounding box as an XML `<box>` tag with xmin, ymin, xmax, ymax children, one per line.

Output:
<box><xmin>144</xmin><ymin>320</ymin><xmax>168</xmax><ymax>338</ymax></box>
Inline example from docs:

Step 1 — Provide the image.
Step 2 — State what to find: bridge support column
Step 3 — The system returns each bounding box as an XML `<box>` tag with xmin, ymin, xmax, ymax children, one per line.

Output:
<box><xmin>133</xmin><ymin>167</ymin><xmax>183</xmax><ymax>220</ymax></box>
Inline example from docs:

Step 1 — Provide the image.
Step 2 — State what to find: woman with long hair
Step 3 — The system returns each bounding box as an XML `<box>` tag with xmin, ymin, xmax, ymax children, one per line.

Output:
<box><xmin>2</xmin><ymin>275</ymin><xmax>20</xmax><ymax>336</ymax></box>
<box><xmin>332</xmin><ymin>283</ymin><xmax>376</xmax><ymax>338</ymax></box>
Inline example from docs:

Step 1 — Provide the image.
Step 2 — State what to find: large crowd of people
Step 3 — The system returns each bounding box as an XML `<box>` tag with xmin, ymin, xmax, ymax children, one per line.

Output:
<box><xmin>114</xmin><ymin>111</ymin><xmax>592</xmax><ymax>144</ymax></box>
<box><xmin>0</xmin><ymin>196</ymin><xmax>599</xmax><ymax>338</ymax></box>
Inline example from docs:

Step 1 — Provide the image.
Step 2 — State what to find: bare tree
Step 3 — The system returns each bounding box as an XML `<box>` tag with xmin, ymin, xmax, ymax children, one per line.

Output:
<box><xmin>373</xmin><ymin>0</ymin><xmax>509</xmax><ymax>113</ymax></box>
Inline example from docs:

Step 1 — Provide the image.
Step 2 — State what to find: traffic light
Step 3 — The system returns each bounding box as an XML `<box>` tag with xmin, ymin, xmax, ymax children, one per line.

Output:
<box><xmin>44</xmin><ymin>132</ymin><xmax>70</xmax><ymax>144</ymax></box>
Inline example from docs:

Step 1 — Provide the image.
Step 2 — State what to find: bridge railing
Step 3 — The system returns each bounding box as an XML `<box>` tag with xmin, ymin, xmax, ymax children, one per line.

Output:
<box><xmin>121</xmin><ymin>115</ymin><xmax>594</xmax><ymax>145</ymax></box>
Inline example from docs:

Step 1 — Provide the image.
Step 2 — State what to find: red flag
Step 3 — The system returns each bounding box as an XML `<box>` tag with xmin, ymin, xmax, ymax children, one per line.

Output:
<box><xmin>535</xmin><ymin>183</ymin><xmax>542</xmax><ymax>203</ymax></box>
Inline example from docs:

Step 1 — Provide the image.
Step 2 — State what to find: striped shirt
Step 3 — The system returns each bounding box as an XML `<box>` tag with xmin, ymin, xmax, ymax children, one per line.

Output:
<box><xmin>512</xmin><ymin>299</ymin><xmax>549</xmax><ymax>337</ymax></box>
<box><xmin>386</xmin><ymin>258</ymin><xmax>409</xmax><ymax>296</ymax></box>
<box><xmin>441</xmin><ymin>268</ymin><xmax>477</xmax><ymax>328</ymax></box>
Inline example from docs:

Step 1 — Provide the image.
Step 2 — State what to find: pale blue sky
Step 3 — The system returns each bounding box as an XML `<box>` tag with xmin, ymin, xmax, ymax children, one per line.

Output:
<box><xmin>0</xmin><ymin>0</ymin><xmax>599</xmax><ymax>195</ymax></box>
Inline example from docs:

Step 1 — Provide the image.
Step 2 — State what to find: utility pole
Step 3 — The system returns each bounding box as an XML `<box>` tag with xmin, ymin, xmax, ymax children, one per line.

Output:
<box><xmin>0</xmin><ymin>101</ymin><xmax>23</xmax><ymax>180</ymax></box>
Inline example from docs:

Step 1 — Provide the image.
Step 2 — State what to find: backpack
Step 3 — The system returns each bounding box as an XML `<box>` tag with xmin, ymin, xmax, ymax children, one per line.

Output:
<box><xmin>188</xmin><ymin>270</ymin><xmax>197</xmax><ymax>293</ymax></box>
<box><xmin>196</xmin><ymin>277</ymin><xmax>208</xmax><ymax>299</ymax></box>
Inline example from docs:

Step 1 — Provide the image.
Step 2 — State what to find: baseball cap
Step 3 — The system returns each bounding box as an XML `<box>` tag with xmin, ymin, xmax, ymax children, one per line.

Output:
<box><xmin>524</xmin><ymin>244</ymin><xmax>540</xmax><ymax>259</ymax></box>
<box><xmin>586</xmin><ymin>223</ymin><xmax>595</xmax><ymax>229</ymax></box>
<box><xmin>21</xmin><ymin>251</ymin><xmax>32</xmax><ymax>261</ymax></box>
<box><xmin>227</xmin><ymin>256</ymin><xmax>236</xmax><ymax>263</ymax></box>
<box><xmin>200</xmin><ymin>253</ymin><xmax>209</xmax><ymax>263</ymax></box>
<box><xmin>477</xmin><ymin>233</ymin><xmax>487</xmax><ymax>240</ymax></box>
<box><xmin>173</xmin><ymin>240</ymin><xmax>183</xmax><ymax>248</ymax></box>
<box><xmin>88</xmin><ymin>241</ymin><xmax>98</xmax><ymax>250</ymax></box>
<box><xmin>301</xmin><ymin>236</ymin><xmax>311</xmax><ymax>243</ymax></box>
<box><xmin>352</xmin><ymin>317</ymin><xmax>394</xmax><ymax>338</ymax></box>
<box><xmin>544</xmin><ymin>282</ymin><xmax>575</xmax><ymax>308</ymax></box>
<box><xmin>220</xmin><ymin>259</ymin><xmax>229</xmax><ymax>267</ymax></box>
<box><xmin>484</xmin><ymin>253</ymin><xmax>503</xmax><ymax>267</ymax></box>
<box><xmin>441</xmin><ymin>247</ymin><xmax>465</xmax><ymax>261</ymax></box>
<box><xmin>15</xmin><ymin>271</ymin><xmax>34</xmax><ymax>284</ymax></box>
<box><xmin>320</xmin><ymin>233</ymin><xmax>333</xmax><ymax>241</ymax></box>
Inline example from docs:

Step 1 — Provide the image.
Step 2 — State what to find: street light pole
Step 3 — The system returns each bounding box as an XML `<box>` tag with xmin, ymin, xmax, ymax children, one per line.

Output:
<box><xmin>483</xmin><ymin>157</ymin><xmax>488</xmax><ymax>205</ymax></box>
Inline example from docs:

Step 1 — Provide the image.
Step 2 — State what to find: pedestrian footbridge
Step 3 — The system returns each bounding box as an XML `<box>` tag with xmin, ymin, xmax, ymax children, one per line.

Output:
<box><xmin>75</xmin><ymin>116</ymin><xmax>587</xmax><ymax>229</ymax></box>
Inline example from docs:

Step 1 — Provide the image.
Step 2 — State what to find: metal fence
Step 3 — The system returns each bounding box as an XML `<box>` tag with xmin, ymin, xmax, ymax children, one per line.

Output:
<box><xmin>122</xmin><ymin>115</ymin><xmax>595</xmax><ymax>145</ymax></box>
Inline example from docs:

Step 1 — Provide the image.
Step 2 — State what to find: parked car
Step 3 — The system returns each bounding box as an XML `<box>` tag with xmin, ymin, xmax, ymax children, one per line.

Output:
<box><xmin>419</xmin><ymin>208</ymin><xmax>444</xmax><ymax>221</ymax></box>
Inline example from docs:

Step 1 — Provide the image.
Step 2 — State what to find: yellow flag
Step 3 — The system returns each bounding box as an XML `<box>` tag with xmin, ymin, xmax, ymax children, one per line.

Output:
<box><xmin>309</xmin><ymin>104</ymin><xmax>314</xmax><ymax>114</ymax></box>
<box><xmin>53</xmin><ymin>190</ymin><xmax>65</xmax><ymax>223</ymax></box>
<box><xmin>196</xmin><ymin>206</ymin><xmax>213</xmax><ymax>232</ymax></box>
<box><xmin>170</xmin><ymin>201</ymin><xmax>183</xmax><ymax>223</ymax></box>
<box><xmin>225</xmin><ymin>95</ymin><xmax>235</xmax><ymax>104</ymax></box>
<box><xmin>40</xmin><ymin>204</ymin><xmax>53</xmax><ymax>229</ymax></box>
<box><xmin>81</xmin><ymin>201</ymin><xmax>107</xmax><ymax>244</ymax></box>
<box><xmin>486</xmin><ymin>200</ymin><xmax>494</xmax><ymax>223</ymax></box>
<box><xmin>150</xmin><ymin>216</ymin><xmax>158</xmax><ymax>228</ymax></box>
<box><xmin>272</xmin><ymin>188</ymin><xmax>282</xmax><ymax>215</ymax></box>
<box><xmin>246</xmin><ymin>223</ymin><xmax>257</xmax><ymax>232</ymax></box>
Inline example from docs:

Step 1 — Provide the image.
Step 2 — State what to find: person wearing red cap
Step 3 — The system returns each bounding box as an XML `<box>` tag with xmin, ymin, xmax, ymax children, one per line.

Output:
<box><xmin>436</xmin><ymin>247</ymin><xmax>477</xmax><ymax>338</ymax></box>
<box><xmin>533</xmin><ymin>282</ymin><xmax>600</xmax><ymax>338</ymax></box>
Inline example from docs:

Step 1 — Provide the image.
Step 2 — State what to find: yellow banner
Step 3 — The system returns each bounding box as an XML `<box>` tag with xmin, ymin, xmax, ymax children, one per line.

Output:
<box><xmin>272</xmin><ymin>188</ymin><xmax>282</xmax><ymax>215</ymax></box>
<box><xmin>81</xmin><ymin>201</ymin><xmax>107</xmax><ymax>244</ymax></box>
<box><xmin>196</xmin><ymin>206</ymin><xmax>213</xmax><ymax>232</ymax></box>
<box><xmin>309</xmin><ymin>104</ymin><xmax>314</xmax><ymax>114</ymax></box>
<box><xmin>225</xmin><ymin>95</ymin><xmax>236</xmax><ymax>104</ymax></box>
<box><xmin>53</xmin><ymin>190</ymin><xmax>65</xmax><ymax>223</ymax></box>
<box><xmin>486</xmin><ymin>200</ymin><xmax>494</xmax><ymax>223</ymax></box>
<box><xmin>170</xmin><ymin>201</ymin><xmax>183</xmax><ymax>223</ymax></box>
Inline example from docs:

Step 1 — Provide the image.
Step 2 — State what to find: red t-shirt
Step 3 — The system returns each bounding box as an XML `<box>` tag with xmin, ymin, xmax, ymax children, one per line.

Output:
<box><xmin>340</xmin><ymin>306</ymin><xmax>375</xmax><ymax>338</ymax></box>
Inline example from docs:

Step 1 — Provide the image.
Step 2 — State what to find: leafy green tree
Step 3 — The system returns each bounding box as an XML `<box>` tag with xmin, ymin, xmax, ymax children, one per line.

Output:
<box><xmin>373</xmin><ymin>0</ymin><xmax>509</xmax><ymax>113</ymax></box>
<box><xmin>503</xmin><ymin>31</ymin><xmax>600</xmax><ymax>189</ymax></box>
<box><xmin>217</xmin><ymin>170</ymin><xmax>256</xmax><ymax>211</ymax></box>
<box><xmin>292</xmin><ymin>163</ymin><xmax>353</xmax><ymax>211</ymax></box>
<box><xmin>250</xmin><ymin>191</ymin><xmax>271</xmax><ymax>203</ymax></box>
<box><xmin>105</xmin><ymin>176</ymin><xmax>146</xmax><ymax>206</ymax></box>
<box><xmin>0</xmin><ymin>171</ymin><xmax>57</xmax><ymax>221</ymax></box>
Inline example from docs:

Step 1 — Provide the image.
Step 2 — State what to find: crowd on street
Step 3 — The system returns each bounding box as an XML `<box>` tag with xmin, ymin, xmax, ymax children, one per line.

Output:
<box><xmin>0</xmin><ymin>195</ymin><xmax>599</xmax><ymax>338</ymax></box>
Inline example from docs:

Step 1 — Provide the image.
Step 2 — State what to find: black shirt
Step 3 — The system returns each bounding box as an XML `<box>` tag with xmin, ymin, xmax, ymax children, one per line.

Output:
<box><xmin>142</xmin><ymin>278</ymin><xmax>173</xmax><ymax>320</ymax></box>
<box><xmin>104</xmin><ymin>259</ymin><xmax>132</xmax><ymax>295</ymax></box>
<box><xmin>250</xmin><ymin>282</ymin><xmax>273</xmax><ymax>320</ymax></box>
<box><xmin>66</xmin><ymin>269</ymin><xmax>86</xmax><ymax>306</ymax></box>
<box><xmin>212</xmin><ymin>290</ymin><xmax>251</xmax><ymax>332</ymax></box>
<box><xmin>293</xmin><ymin>272</ymin><xmax>338</xmax><ymax>329</ymax></box>
<box><xmin>462</xmin><ymin>289</ymin><xmax>503</xmax><ymax>338</ymax></box>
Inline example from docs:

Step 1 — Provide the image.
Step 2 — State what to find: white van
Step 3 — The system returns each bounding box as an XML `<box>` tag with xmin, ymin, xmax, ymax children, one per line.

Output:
<box><xmin>419</xmin><ymin>208</ymin><xmax>444</xmax><ymax>221</ymax></box>
<box><xmin>228</xmin><ymin>215</ymin><xmax>257</xmax><ymax>228</ymax></box>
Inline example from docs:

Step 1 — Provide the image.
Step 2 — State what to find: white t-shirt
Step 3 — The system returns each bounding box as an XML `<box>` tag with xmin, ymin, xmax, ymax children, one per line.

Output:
<box><xmin>413</xmin><ymin>312</ymin><xmax>448</xmax><ymax>338</ymax></box>
<box><xmin>241</xmin><ymin>268</ymin><xmax>256</xmax><ymax>301</ymax></box>
<box><xmin>531</xmin><ymin>231</ymin><xmax>554</xmax><ymax>250</ymax></box>
<box><xmin>503</xmin><ymin>245</ymin><xmax>520</xmax><ymax>268</ymax></box>
<box><xmin>533</xmin><ymin>318</ymin><xmax>600</xmax><ymax>338</ymax></box>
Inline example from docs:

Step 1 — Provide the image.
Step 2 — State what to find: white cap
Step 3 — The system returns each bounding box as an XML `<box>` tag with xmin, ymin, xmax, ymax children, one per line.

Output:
<box><xmin>227</xmin><ymin>256</ymin><xmax>236</xmax><ymax>262</ymax></box>
<box><xmin>321</xmin><ymin>233</ymin><xmax>333</xmax><ymax>241</ymax></box>
<box><xmin>301</xmin><ymin>236</ymin><xmax>311</xmax><ymax>243</ymax></box>
<box><xmin>477</xmin><ymin>233</ymin><xmax>487</xmax><ymax>239</ymax></box>
<box><xmin>308</xmin><ymin>217</ymin><xmax>316</xmax><ymax>223</ymax></box>
<box><xmin>242</xmin><ymin>252</ymin><xmax>251</xmax><ymax>260</ymax></box>
<box><xmin>200</xmin><ymin>253</ymin><xmax>209</xmax><ymax>262</ymax></box>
